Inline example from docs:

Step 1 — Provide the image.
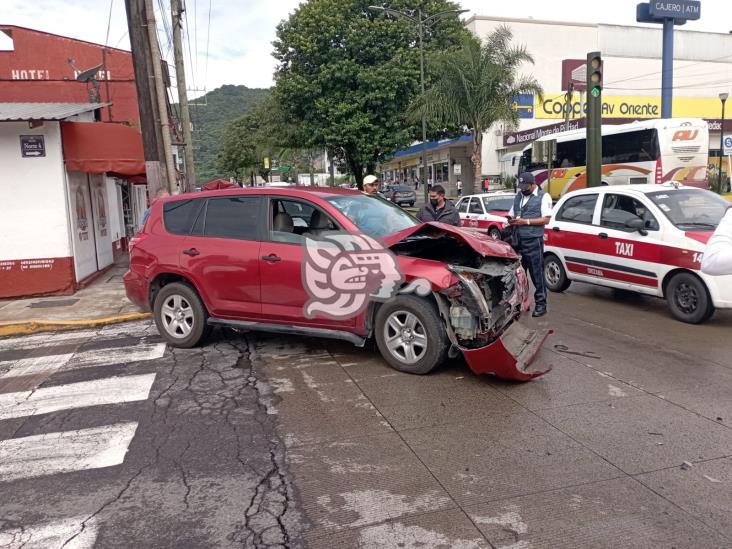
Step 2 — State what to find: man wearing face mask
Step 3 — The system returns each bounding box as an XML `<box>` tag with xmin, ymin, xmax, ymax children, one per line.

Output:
<box><xmin>416</xmin><ymin>185</ymin><xmax>460</xmax><ymax>226</ymax></box>
<box><xmin>507</xmin><ymin>172</ymin><xmax>553</xmax><ymax>317</ymax></box>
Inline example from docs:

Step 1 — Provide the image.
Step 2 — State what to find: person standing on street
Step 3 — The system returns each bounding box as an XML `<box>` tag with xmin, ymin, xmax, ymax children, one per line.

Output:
<box><xmin>507</xmin><ymin>172</ymin><xmax>552</xmax><ymax>317</ymax></box>
<box><xmin>457</xmin><ymin>179</ymin><xmax>462</xmax><ymax>197</ymax></box>
<box><xmin>701</xmin><ymin>205</ymin><xmax>732</xmax><ymax>275</ymax></box>
<box><xmin>416</xmin><ymin>184</ymin><xmax>460</xmax><ymax>226</ymax></box>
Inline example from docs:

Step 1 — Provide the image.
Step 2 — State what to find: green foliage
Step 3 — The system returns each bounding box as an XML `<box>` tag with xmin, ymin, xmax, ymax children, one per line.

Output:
<box><xmin>410</xmin><ymin>26</ymin><xmax>543</xmax><ymax>194</ymax></box>
<box><xmin>189</xmin><ymin>84</ymin><xmax>270</xmax><ymax>183</ymax></box>
<box><xmin>272</xmin><ymin>0</ymin><xmax>468</xmax><ymax>186</ymax></box>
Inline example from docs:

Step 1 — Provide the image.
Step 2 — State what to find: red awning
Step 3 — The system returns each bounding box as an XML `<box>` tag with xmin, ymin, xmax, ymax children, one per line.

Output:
<box><xmin>201</xmin><ymin>179</ymin><xmax>239</xmax><ymax>190</ymax></box>
<box><xmin>61</xmin><ymin>121</ymin><xmax>145</xmax><ymax>177</ymax></box>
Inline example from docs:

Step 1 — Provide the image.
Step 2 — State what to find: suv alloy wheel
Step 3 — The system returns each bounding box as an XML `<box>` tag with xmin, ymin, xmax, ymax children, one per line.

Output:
<box><xmin>153</xmin><ymin>282</ymin><xmax>211</xmax><ymax>347</ymax></box>
<box><xmin>374</xmin><ymin>295</ymin><xmax>448</xmax><ymax>374</ymax></box>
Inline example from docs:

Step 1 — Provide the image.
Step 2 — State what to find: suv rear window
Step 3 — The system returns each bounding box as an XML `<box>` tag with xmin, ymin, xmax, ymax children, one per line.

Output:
<box><xmin>204</xmin><ymin>196</ymin><xmax>260</xmax><ymax>240</ymax></box>
<box><xmin>164</xmin><ymin>199</ymin><xmax>202</xmax><ymax>235</ymax></box>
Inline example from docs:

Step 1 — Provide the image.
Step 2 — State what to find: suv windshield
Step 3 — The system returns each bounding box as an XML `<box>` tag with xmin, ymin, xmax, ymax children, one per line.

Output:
<box><xmin>647</xmin><ymin>189</ymin><xmax>729</xmax><ymax>230</ymax></box>
<box><xmin>326</xmin><ymin>194</ymin><xmax>419</xmax><ymax>238</ymax></box>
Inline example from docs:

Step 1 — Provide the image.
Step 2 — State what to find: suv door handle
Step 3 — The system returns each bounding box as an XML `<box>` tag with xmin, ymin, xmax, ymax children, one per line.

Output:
<box><xmin>598</xmin><ymin>233</ymin><xmax>608</xmax><ymax>239</ymax></box>
<box><xmin>261</xmin><ymin>254</ymin><xmax>281</xmax><ymax>262</ymax></box>
<box><xmin>182</xmin><ymin>248</ymin><xmax>200</xmax><ymax>256</ymax></box>
<box><xmin>552</xmin><ymin>226</ymin><xmax>561</xmax><ymax>232</ymax></box>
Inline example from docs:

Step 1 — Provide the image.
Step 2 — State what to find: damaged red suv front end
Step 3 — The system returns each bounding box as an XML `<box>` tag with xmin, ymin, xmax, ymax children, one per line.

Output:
<box><xmin>384</xmin><ymin>223</ymin><xmax>552</xmax><ymax>381</ymax></box>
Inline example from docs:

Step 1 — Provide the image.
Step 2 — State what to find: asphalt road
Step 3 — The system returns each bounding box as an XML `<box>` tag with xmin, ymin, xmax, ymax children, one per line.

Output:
<box><xmin>1</xmin><ymin>283</ymin><xmax>731</xmax><ymax>548</ymax></box>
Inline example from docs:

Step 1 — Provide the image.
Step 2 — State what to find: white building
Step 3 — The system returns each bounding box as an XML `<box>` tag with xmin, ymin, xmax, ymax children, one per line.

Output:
<box><xmin>386</xmin><ymin>16</ymin><xmax>732</xmax><ymax>191</ymax></box>
<box><xmin>0</xmin><ymin>103</ymin><xmax>148</xmax><ymax>298</ymax></box>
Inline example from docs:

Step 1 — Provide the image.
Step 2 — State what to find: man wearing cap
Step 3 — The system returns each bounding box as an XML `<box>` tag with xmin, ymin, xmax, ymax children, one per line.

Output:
<box><xmin>507</xmin><ymin>172</ymin><xmax>553</xmax><ymax>317</ymax></box>
<box><xmin>362</xmin><ymin>175</ymin><xmax>381</xmax><ymax>195</ymax></box>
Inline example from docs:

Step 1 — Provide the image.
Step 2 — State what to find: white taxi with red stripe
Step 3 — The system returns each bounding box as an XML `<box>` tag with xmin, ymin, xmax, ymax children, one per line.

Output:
<box><xmin>455</xmin><ymin>191</ymin><xmax>515</xmax><ymax>239</ymax></box>
<box><xmin>544</xmin><ymin>183</ymin><xmax>732</xmax><ymax>323</ymax></box>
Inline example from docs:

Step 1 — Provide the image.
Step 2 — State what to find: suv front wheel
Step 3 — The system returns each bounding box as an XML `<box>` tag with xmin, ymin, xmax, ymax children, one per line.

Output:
<box><xmin>374</xmin><ymin>295</ymin><xmax>448</xmax><ymax>374</ymax></box>
<box><xmin>153</xmin><ymin>282</ymin><xmax>211</xmax><ymax>347</ymax></box>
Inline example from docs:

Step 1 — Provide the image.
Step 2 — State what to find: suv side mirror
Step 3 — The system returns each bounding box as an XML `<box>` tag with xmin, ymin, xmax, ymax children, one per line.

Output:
<box><xmin>625</xmin><ymin>217</ymin><xmax>648</xmax><ymax>235</ymax></box>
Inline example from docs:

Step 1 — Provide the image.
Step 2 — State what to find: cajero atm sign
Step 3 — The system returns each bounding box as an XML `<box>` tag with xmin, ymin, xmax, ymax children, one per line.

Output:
<box><xmin>534</xmin><ymin>94</ymin><xmax>723</xmax><ymax>119</ymax></box>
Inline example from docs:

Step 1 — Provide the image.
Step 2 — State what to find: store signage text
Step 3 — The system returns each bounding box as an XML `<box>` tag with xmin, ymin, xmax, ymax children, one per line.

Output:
<box><xmin>540</xmin><ymin>97</ymin><xmax>659</xmax><ymax>119</ymax></box>
<box><xmin>649</xmin><ymin>1</ymin><xmax>701</xmax><ymax>20</ymax></box>
<box><xmin>9</xmin><ymin>69</ymin><xmax>112</xmax><ymax>80</ymax></box>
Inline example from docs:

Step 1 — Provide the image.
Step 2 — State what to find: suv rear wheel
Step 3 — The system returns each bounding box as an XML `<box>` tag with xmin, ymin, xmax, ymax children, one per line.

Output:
<box><xmin>154</xmin><ymin>282</ymin><xmax>211</xmax><ymax>347</ymax></box>
<box><xmin>666</xmin><ymin>272</ymin><xmax>714</xmax><ymax>324</ymax></box>
<box><xmin>374</xmin><ymin>295</ymin><xmax>448</xmax><ymax>374</ymax></box>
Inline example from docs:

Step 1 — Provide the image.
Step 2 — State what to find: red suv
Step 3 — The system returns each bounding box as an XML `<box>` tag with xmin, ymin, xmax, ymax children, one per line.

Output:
<box><xmin>124</xmin><ymin>187</ymin><xmax>550</xmax><ymax>380</ymax></box>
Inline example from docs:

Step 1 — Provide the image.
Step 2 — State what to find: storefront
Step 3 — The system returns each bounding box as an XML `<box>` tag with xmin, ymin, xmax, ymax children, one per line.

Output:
<box><xmin>383</xmin><ymin>135</ymin><xmax>475</xmax><ymax>196</ymax></box>
<box><xmin>0</xmin><ymin>102</ymin><xmax>146</xmax><ymax>298</ymax></box>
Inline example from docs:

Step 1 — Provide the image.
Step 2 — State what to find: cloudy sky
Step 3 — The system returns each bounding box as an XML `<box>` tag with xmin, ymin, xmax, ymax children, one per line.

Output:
<box><xmin>3</xmin><ymin>0</ymin><xmax>729</xmax><ymax>97</ymax></box>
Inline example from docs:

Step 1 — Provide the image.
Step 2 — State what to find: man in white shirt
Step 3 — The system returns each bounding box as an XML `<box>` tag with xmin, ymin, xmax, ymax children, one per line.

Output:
<box><xmin>507</xmin><ymin>172</ymin><xmax>553</xmax><ymax>317</ymax></box>
<box><xmin>701</xmin><ymin>206</ymin><xmax>732</xmax><ymax>276</ymax></box>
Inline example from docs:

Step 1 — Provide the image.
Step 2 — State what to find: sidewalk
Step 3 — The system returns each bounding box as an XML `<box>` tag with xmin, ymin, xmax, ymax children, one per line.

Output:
<box><xmin>0</xmin><ymin>258</ymin><xmax>149</xmax><ymax>337</ymax></box>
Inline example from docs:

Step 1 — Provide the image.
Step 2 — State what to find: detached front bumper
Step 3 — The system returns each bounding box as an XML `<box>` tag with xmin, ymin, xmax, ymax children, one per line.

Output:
<box><xmin>460</xmin><ymin>321</ymin><xmax>553</xmax><ymax>381</ymax></box>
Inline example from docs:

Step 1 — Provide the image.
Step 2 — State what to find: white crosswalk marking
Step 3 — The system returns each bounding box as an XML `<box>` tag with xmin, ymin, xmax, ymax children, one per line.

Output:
<box><xmin>0</xmin><ymin>422</ymin><xmax>139</xmax><ymax>482</ymax></box>
<box><xmin>63</xmin><ymin>343</ymin><xmax>166</xmax><ymax>372</ymax></box>
<box><xmin>0</xmin><ymin>515</ymin><xmax>98</xmax><ymax>549</ymax></box>
<box><xmin>0</xmin><ymin>330</ymin><xmax>100</xmax><ymax>351</ymax></box>
<box><xmin>0</xmin><ymin>353</ymin><xmax>74</xmax><ymax>380</ymax></box>
<box><xmin>0</xmin><ymin>343</ymin><xmax>166</xmax><ymax>381</ymax></box>
<box><xmin>0</xmin><ymin>373</ymin><xmax>157</xmax><ymax>421</ymax></box>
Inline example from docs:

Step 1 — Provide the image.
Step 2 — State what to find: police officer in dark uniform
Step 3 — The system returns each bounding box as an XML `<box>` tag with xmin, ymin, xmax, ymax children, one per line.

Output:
<box><xmin>507</xmin><ymin>172</ymin><xmax>553</xmax><ymax>317</ymax></box>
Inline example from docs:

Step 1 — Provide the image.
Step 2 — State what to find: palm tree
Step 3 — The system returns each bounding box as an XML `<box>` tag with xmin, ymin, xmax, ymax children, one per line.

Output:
<box><xmin>410</xmin><ymin>26</ymin><xmax>543</xmax><ymax>195</ymax></box>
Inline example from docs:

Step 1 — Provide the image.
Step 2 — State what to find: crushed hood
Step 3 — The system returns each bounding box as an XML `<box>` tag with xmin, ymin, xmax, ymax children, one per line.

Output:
<box><xmin>383</xmin><ymin>222</ymin><xmax>518</xmax><ymax>260</ymax></box>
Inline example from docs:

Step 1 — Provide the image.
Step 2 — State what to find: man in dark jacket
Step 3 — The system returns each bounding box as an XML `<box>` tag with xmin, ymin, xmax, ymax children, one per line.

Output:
<box><xmin>416</xmin><ymin>184</ymin><xmax>460</xmax><ymax>226</ymax></box>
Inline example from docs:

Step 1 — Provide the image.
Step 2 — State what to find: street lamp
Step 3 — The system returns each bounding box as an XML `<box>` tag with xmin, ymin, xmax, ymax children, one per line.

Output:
<box><xmin>368</xmin><ymin>5</ymin><xmax>468</xmax><ymax>203</ymax></box>
<box><xmin>719</xmin><ymin>92</ymin><xmax>729</xmax><ymax>193</ymax></box>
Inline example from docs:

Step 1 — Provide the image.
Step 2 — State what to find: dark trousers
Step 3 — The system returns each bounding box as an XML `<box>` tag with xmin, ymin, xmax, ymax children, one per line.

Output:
<box><xmin>518</xmin><ymin>236</ymin><xmax>547</xmax><ymax>311</ymax></box>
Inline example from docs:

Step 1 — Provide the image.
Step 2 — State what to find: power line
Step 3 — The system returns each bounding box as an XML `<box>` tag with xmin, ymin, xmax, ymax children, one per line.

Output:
<box><xmin>204</xmin><ymin>0</ymin><xmax>211</xmax><ymax>87</ymax></box>
<box><xmin>105</xmin><ymin>0</ymin><xmax>115</xmax><ymax>46</ymax></box>
<box><xmin>603</xmin><ymin>52</ymin><xmax>732</xmax><ymax>88</ymax></box>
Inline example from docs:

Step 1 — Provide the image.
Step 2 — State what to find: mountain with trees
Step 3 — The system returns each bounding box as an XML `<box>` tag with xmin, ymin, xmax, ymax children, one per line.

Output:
<box><xmin>188</xmin><ymin>84</ymin><xmax>269</xmax><ymax>183</ymax></box>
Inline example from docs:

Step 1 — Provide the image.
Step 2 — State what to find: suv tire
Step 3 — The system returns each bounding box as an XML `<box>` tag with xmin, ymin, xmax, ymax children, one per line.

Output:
<box><xmin>374</xmin><ymin>295</ymin><xmax>448</xmax><ymax>374</ymax></box>
<box><xmin>154</xmin><ymin>282</ymin><xmax>211</xmax><ymax>347</ymax></box>
<box><xmin>544</xmin><ymin>254</ymin><xmax>571</xmax><ymax>292</ymax></box>
<box><xmin>666</xmin><ymin>272</ymin><xmax>714</xmax><ymax>324</ymax></box>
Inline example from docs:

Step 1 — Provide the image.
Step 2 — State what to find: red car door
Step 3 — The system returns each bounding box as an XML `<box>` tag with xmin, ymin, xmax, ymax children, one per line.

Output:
<box><xmin>180</xmin><ymin>195</ymin><xmax>263</xmax><ymax>318</ymax></box>
<box><xmin>259</xmin><ymin>196</ymin><xmax>356</xmax><ymax>329</ymax></box>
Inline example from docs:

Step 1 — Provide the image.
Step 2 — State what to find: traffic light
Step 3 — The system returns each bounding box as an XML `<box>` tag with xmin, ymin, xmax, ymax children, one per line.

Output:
<box><xmin>586</xmin><ymin>51</ymin><xmax>602</xmax><ymax>187</ymax></box>
<box><xmin>588</xmin><ymin>52</ymin><xmax>602</xmax><ymax>98</ymax></box>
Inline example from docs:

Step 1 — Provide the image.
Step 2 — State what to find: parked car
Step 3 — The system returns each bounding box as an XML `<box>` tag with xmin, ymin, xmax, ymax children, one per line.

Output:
<box><xmin>386</xmin><ymin>184</ymin><xmax>417</xmax><ymax>207</ymax></box>
<box><xmin>454</xmin><ymin>192</ymin><xmax>515</xmax><ymax>238</ymax></box>
<box><xmin>544</xmin><ymin>183</ymin><xmax>732</xmax><ymax>323</ymax></box>
<box><xmin>125</xmin><ymin>188</ymin><xmax>551</xmax><ymax>380</ymax></box>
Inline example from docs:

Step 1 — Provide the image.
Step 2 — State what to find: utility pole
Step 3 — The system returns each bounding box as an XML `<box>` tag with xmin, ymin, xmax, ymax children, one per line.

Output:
<box><xmin>144</xmin><ymin>0</ymin><xmax>177</xmax><ymax>193</ymax></box>
<box><xmin>171</xmin><ymin>0</ymin><xmax>196</xmax><ymax>191</ymax></box>
<box><xmin>563</xmin><ymin>82</ymin><xmax>574</xmax><ymax>129</ymax></box>
<box><xmin>125</xmin><ymin>0</ymin><xmax>167</xmax><ymax>199</ymax></box>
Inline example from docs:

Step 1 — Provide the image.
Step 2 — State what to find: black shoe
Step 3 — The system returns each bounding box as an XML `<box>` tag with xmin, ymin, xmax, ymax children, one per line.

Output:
<box><xmin>532</xmin><ymin>308</ymin><xmax>547</xmax><ymax>318</ymax></box>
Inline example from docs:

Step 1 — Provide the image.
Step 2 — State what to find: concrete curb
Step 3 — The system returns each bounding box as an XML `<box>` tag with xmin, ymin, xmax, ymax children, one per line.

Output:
<box><xmin>0</xmin><ymin>312</ymin><xmax>152</xmax><ymax>338</ymax></box>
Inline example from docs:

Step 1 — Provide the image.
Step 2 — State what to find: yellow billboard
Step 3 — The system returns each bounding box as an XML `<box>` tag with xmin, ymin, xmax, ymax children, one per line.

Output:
<box><xmin>535</xmin><ymin>94</ymin><xmax>723</xmax><ymax>120</ymax></box>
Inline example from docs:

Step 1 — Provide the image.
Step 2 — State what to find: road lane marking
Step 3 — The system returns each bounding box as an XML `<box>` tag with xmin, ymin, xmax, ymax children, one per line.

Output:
<box><xmin>0</xmin><ymin>343</ymin><xmax>166</xmax><ymax>382</ymax></box>
<box><xmin>0</xmin><ymin>515</ymin><xmax>98</xmax><ymax>549</ymax></box>
<box><xmin>0</xmin><ymin>353</ymin><xmax>74</xmax><ymax>380</ymax></box>
<box><xmin>0</xmin><ymin>373</ymin><xmax>157</xmax><ymax>421</ymax></box>
<box><xmin>0</xmin><ymin>330</ymin><xmax>99</xmax><ymax>351</ymax></box>
<box><xmin>62</xmin><ymin>343</ymin><xmax>166</xmax><ymax>371</ymax></box>
<box><xmin>0</xmin><ymin>422</ymin><xmax>139</xmax><ymax>482</ymax></box>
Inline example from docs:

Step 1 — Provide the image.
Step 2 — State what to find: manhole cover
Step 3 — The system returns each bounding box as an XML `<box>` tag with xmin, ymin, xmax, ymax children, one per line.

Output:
<box><xmin>28</xmin><ymin>298</ymin><xmax>80</xmax><ymax>309</ymax></box>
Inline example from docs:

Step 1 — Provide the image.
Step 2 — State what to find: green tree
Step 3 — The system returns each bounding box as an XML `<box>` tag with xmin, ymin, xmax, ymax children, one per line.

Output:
<box><xmin>272</xmin><ymin>0</ymin><xmax>468</xmax><ymax>188</ymax></box>
<box><xmin>217</xmin><ymin>106</ymin><xmax>272</xmax><ymax>185</ymax></box>
<box><xmin>410</xmin><ymin>26</ymin><xmax>543</xmax><ymax>194</ymax></box>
